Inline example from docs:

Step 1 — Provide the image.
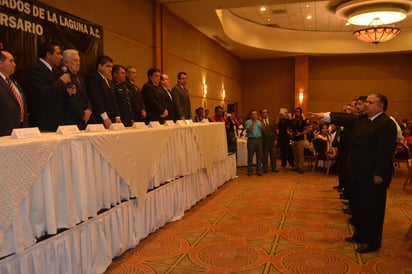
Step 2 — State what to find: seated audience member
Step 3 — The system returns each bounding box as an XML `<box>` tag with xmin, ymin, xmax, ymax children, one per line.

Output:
<box><xmin>304</xmin><ymin>123</ymin><xmax>315</xmax><ymax>156</ymax></box>
<box><xmin>0</xmin><ymin>49</ymin><xmax>29</xmax><ymax>136</ymax></box>
<box><xmin>26</xmin><ymin>42</ymin><xmax>72</xmax><ymax>131</ymax></box>
<box><xmin>315</xmin><ymin>123</ymin><xmax>338</xmax><ymax>160</ymax></box>
<box><xmin>204</xmin><ymin>109</ymin><xmax>210</xmax><ymax>120</ymax></box>
<box><xmin>194</xmin><ymin>107</ymin><xmax>204</xmax><ymax>122</ymax></box>
<box><xmin>125</xmin><ymin>66</ymin><xmax>146</xmax><ymax>122</ymax></box>
<box><xmin>62</xmin><ymin>49</ymin><xmax>92</xmax><ymax>129</ymax></box>
<box><xmin>209</xmin><ymin>105</ymin><xmax>225</xmax><ymax>122</ymax></box>
<box><xmin>86</xmin><ymin>55</ymin><xmax>121</xmax><ymax>128</ymax></box>
<box><xmin>112</xmin><ymin>64</ymin><xmax>134</xmax><ymax>127</ymax></box>
<box><xmin>404</xmin><ymin>124</ymin><xmax>412</xmax><ymax>144</ymax></box>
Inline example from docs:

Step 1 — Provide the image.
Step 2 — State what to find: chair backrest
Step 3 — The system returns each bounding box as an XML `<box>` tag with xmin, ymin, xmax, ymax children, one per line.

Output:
<box><xmin>313</xmin><ymin>138</ymin><xmax>327</xmax><ymax>156</ymax></box>
<box><xmin>407</xmin><ymin>142</ymin><xmax>412</xmax><ymax>159</ymax></box>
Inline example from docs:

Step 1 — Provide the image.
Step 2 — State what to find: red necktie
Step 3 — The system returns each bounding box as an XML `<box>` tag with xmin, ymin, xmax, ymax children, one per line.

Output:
<box><xmin>6</xmin><ymin>77</ymin><xmax>24</xmax><ymax>122</ymax></box>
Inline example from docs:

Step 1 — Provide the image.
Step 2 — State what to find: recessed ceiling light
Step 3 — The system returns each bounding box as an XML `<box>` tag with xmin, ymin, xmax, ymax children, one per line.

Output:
<box><xmin>260</xmin><ymin>7</ymin><xmax>266</xmax><ymax>12</ymax></box>
<box><xmin>267</xmin><ymin>18</ymin><xmax>271</xmax><ymax>22</ymax></box>
<box><xmin>306</xmin><ymin>15</ymin><xmax>312</xmax><ymax>20</ymax></box>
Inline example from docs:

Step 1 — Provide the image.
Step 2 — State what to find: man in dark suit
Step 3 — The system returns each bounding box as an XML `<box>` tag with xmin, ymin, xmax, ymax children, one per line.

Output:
<box><xmin>160</xmin><ymin>74</ymin><xmax>178</xmax><ymax>122</ymax></box>
<box><xmin>25</xmin><ymin>42</ymin><xmax>72</xmax><ymax>131</ymax></box>
<box><xmin>62</xmin><ymin>49</ymin><xmax>92</xmax><ymax>129</ymax></box>
<box><xmin>260</xmin><ymin>108</ymin><xmax>279</xmax><ymax>173</ymax></box>
<box><xmin>0</xmin><ymin>50</ymin><xmax>29</xmax><ymax>136</ymax></box>
<box><xmin>141</xmin><ymin>68</ymin><xmax>168</xmax><ymax>124</ymax></box>
<box><xmin>125</xmin><ymin>66</ymin><xmax>146</xmax><ymax>122</ymax></box>
<box><xmin>112</xmin><ymin>64</ymin><xmax>134</xmax><ymax>127</ymax></box>
<box><xmin>86</xmin><ymin>55</ymin><xmax>121</xmax><ymax>129</ymax></box>
<box><xmin>310</xmin><ymin>93</ymin><xmax>397</xmax><ymax>253</ymax></box>
<box><xmin>171</xmin><ymin>71</ymin><xmax>191</xmax><ymax>120</ymax></box>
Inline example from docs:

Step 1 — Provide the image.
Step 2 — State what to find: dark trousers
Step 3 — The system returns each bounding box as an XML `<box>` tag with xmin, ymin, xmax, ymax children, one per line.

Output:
<box><xmin>350</xmin><ymin>174</ymin><xmax>387</xmax><ymax>248</ymax></box>
<box><xmin>279</xmin><ymin>139</ymin><xmax>294</xmax><ymax>167</ymax></box>
<box><xmin>262</xmin><ymin>139</ymin><xmax>276</xmax><ymax>171</ymax></box>
<box><xmin>247</xmin><ymin>138</ymin><xmax>262</xmax><ymax>174</ymax></box>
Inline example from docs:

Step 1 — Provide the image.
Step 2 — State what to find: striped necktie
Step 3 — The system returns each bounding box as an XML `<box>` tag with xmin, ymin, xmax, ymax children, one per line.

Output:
<box><xmin>6</xmin><ymin>77</ymin><xmax>24</xmax><ymax>122</ymax></box>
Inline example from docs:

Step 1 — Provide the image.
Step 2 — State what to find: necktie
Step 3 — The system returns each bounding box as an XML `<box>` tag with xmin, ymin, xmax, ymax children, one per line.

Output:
<box><xmin>74</xmin><ymin>75</ymin><xmax>83</xmax><ymax>93</ymax></box>
<box><xmin>104</xmin><ymin>77</ymin><xmax>110</xmax><ymax>88</ymax></box>
<box><xmin>6</xmin><ymin>77</ymin><xmax>24</xmax><ymax>121</ymax></box>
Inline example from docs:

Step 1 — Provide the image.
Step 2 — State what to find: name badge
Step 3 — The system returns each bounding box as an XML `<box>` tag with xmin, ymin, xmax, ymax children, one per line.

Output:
<box><xmin>164</xmin><ymin>120</ymin><xmax>175</xmax><ymax>126</ymax></box>
<box><xmin>86</xmin><ymin>124</ymin><xmax>106</xmax><ymax>132</ymax></box>
<box><xmin>148</xmin><ymin>121</ymin><xmax>162</xmax><ymax>128</ymax></box>
<box><xmin>175</xmin><ymin>120</ymin><xmax>187</xmax><ymax>126</ymax></box>
<box><xmin>109</xmin><ymin>123</ymin><xmax>126</xmax><ymax>130</ymax></box>
<box><xmin>56</xmin><ymin>125</ymin><xmax>80</xmax><ymax>136</ymax></box>
<box><xmin>10</xmin><ymin>127</ymin><xmax>41</xmax><ymax>139</ymax></box>
<box><xmin>132</xmin><ymin>122</ymin><xmax>147</xmax><ymax>129</ymax></box>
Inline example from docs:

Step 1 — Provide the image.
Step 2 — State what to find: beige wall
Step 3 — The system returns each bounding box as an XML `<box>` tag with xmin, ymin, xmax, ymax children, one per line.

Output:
<box><xmin>241</xmin><ymin>58</ymin><xmax>295</xmax><ymax>120</ymax></box>
<box><xmin>308</xmin><ymin>54</ymin><xmax>412</xmax><ymax>120</ymax></box>
<box><xmin>241</xmin><ymin>55</ymin><xmax>412</xmax><ymax>121</ymax></box>
<box><xmin>163</xmin><ymin>11</ymin><xmax>242</xmax><ymax>116</ymax></box>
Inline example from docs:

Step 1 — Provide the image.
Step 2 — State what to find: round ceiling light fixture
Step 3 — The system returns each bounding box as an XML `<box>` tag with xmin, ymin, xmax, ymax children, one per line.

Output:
<box><xmin>348</xmin><ymin>8</ymin><xmax>407</xmax><ymax>25</ymax></box>
<box><xmin>336</xmin><ymin>0</ymin><xmax>411</xmax><ymax>25</ymax></box>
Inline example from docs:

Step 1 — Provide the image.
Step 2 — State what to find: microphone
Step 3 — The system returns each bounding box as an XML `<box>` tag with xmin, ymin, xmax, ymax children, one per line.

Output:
<box><xmin>61</xmin><ymin>66</ymin><xmax>74</xmax><ymax>91</ymax></box>
<box><xmin>61</xmin><ymin>66</ymin><xmax>69</xmax><ymax>74</ymax></box>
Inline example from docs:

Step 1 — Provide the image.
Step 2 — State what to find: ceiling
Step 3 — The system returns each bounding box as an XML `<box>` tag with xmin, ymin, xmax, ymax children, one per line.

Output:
<box><xmin>159</xmin><ymin>0</ymin><xmax>412</xmax><ymax>59</ymax></box>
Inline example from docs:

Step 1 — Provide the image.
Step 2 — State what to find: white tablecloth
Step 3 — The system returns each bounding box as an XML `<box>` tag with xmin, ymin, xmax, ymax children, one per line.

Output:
<box><xmin>0</xmin><ymin>123</ymin><xmax>228</xmax><ymax>258</ymax></box>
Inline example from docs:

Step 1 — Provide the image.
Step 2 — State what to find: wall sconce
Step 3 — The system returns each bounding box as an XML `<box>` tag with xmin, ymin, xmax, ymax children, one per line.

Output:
<box><xmin>203</xmin><ymin>83</ymin><xmax>207</xmax><ymax>97</ymax></box>
<box><xmin>222</xmin><ymin>87</ymin><xmax>226</xmax><ymax>100</ymax></box>
<box><xmin>298</xmin><ymin>90</ymin><xmax>304</xmax><ymax>106</ymax></box>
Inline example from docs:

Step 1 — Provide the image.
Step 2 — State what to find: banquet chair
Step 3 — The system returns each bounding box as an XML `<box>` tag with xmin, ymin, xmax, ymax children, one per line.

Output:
<box><xmin>394</xmin><ymin>142</ymin><xmax>410</xmax><ymax>176</ymax></box>
<box><xmin>402</xmin><ymin>142</ymin><xmax>412</xmax><ymax>190</ymax></box>
<box><xmin>312</xmin><ymin>138</ymin><xmax>332</xmax><ymax>175</ymax></box>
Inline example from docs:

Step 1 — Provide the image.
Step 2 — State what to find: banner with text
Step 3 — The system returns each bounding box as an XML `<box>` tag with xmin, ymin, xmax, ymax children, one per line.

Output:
<box><xmin>0</xmin><ymin>0</ymin><xmax>103</xmax><ymax>83</ymax></box>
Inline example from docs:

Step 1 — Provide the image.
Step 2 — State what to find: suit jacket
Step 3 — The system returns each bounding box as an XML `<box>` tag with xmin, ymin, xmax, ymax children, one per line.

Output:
<box><xmin>171</xmin><ymin>84</ymin><xmax>191</xmax><ymax>119</ymax></box>
<box><xmin>113</xmin><ymin>81</ymin><xmax>133</xmax><ymax>127</ymax></box>
<box><xmin>160</xmin><ymin>86</ymin><xmax>178</xmax><ymax>121</ymax></box>
<box><xmin>64</xmin><ymin>72</ymin><xmax>92</xmax><ymax>129</ymax></box>
<box><xmin>0</xmin><ymin>77</ymin><xmax>29</xmax><ymax>136</ymax></box>
<box><xmin>262</xmin><ymin>118</ymin><xmax>277</xmax><ymax>147</ymax></box>
<box><xmin>331</xmin><ymin>112</ymin><xmax>397</xmax><ymax>185</ymax></box>
<box><xmin>25</xmin><ymin>59</ymin><xmax>66</xmax><ymax>131</ymax></box>
<box><xmin>86</xmin><ymin>72</ymin><xmax>119</xmax><ymax>124</ymax></box>
<box><xmin>125</xmin><ymin>80</ymin><xmax>146</xmax><ymax>122</ymax></box>
<box><xmin>141</xmin><ymin>81</ymin><xmax>167</xmax><ymax>124</ymax></box>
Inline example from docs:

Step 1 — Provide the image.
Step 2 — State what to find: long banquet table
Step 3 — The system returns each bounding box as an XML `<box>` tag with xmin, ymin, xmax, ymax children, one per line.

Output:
<box><xmin>0</xmin><ymin>122</ymin><xmax>236</xmax><ymax>274</ymax></box>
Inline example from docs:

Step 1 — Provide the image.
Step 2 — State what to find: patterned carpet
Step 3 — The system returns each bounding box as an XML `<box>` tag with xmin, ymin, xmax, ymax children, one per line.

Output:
<box><xmin>104</xmin><ymin>164</ymin><xmax>412</xmax><ymax>273</ymax></box>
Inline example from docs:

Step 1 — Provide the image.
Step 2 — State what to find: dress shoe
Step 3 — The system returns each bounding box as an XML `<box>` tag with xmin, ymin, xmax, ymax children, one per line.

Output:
<box><xmin>332</xmin><ymin>185</ymin><xmax>342</xmax><ymax>189</ymax></box>
<box><xmin>355</xmin><ymin>244</ymin><xmax>379</xmax><ymax>253</ymax></box>
<box><xmin>272</xmin><ymin>169</ymin><xmax>280</xmax><ymax>173</ymax></box>
<box><xmin>337</xmin><ymin>187</ymin><xmax>344</xmax><ymax>192</ymax></box>
<box><xmin>345</xmin><ymin>237</ymin><xmax>361</xmax><ymax>243</ymax></box>
<box><xmin>257</xmin><ymin>173</ymin><xmax>262</xmax><ymax>176</ymax></box>
<box><xmin>298</xmin><ymin>170</ymin><xmax>304</xmax><ymax>174</ymax></box>
<box><xmin>343</xmin><ymin>208</ymin><xmax>352</xmax><ymax>215</ymax></box>
<box><xmin>263</xmin><ymin>170</ymin><xmax>268</xmax><ymax>173</ymax></box>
